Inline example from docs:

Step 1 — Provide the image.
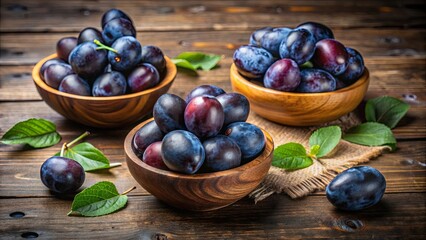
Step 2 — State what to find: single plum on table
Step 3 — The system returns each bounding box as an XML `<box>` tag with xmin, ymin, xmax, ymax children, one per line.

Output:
<box><xmin>40</xmin><ymin>156</ymin><xmax>85</xmax><ymax>193</ymax></box>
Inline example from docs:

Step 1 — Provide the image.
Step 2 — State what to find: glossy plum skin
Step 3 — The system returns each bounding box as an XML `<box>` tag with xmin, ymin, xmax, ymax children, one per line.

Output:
<box><xmin>161</xmin><ymin>130</ymin><xmax>205</xmax><ymax>174</ymax></box>
<box><xmin>92</xmin><ymin>71</ymin><xmax>127</xmax><ymax>96</ymax></box>
<box><xmin>68</xmin><ymin>42</ymin><xmax>108</xmax><ymax>79</ymax></box>
<box><xmin>77</xmin><ymin>27</ymin><xmax>104</xmax><ymax>44</ymax></box>
<box><xmin>56</xmin><ymin>37</ymin><xmax>78</xmax><ymax>62</ymax></box>
<box><xmin>249</xmin><ymin>26</ymin><xmax>273</xmax><ymax>46</ymax></box>
<box><xmin>132</xmin><ymin>120</ymin><xmax>164</xmax><ymax>157</ymax></box>
<box><xmin>40</xmin><ymin>58</ymin><xmax>66</xmax><ymax>80</ymax></box>
<box><xmin>40</xmin><ymin>157</ymin><xmax>85</xmax><ymax>193</ymax></box>
<box><xmin>185</xmin><ymin>84</ymin><xmax>226</xmax><ymax>103</ymax></box>
<box><xmin>142</xmin><ymin>141</ymin><xmax>169</xmax><ymax>170</ymax></box>
<box><xmin>101</xmin><ymin>8</ymin><xmax>133</xmax><ymax>29</ymax></box>
<box><xmin>141</xmin><ymin>45</ymin><xmax>166</xmax><ymax>76</ymax></box>
<box><xmin>233</xmin><ymin>45</ymin><xmax>275</xmax><ymax>79</ymax></box>
<box><xmin>224</xmin><ymin>122</ymin><xmax>265</xmax><ymax>163</ymax></box>
<box><xmin>58</xmin><ymin>74</ymin><xmax>91</xmax><ymax>96</ymax></box>
<box><xmin>184</xmin><ymin>96</ymin><xmax>225</xmax><ymax>139</ymax></box>
<box><xmin>127</xmin><ymin>63</ymin><xmax>160</xmax><ymax>93</ymax></box>
<box><xmin>108</xmin><ymin>36</ymin><xmax>142</xmax><ymax>72</ymax></box>
<box><xmin>312</xmin><ymin>39</ymin><xmax>349</xmax><ymax>76</ymax></box>
<box><xmin>338</xmin><ymin>47</ymin><xmax>365</xmax><ymax>85</ymax></box>
<box><xmin>153</xmin><ymin>93</ymin><xmax>187</xmax><ymax>133</ymax></box>
<box><xmin>279</xmin><ymin>28</ymin><xmax>316</xmax><ymax>65</ymax></box>
<box><xmin>297</xmin><ymin>68</ymin><xmax>336</xmax><ymax>93</ymax></box>
<box><xmin>216</xmin><ymin>93</ymin><xmax>250</xmax><ymax>126</ymax></box>
<box><xmin>201</xmin><ymin>135</ymin><xmax>241</xmax><ymax>172</ymax></box>
<box><xmin>260</xmin><ymin>27</ymin><xmax>291</xmax><ymax>57</ymax></box>
<box><xmin>326</xmin><ymin>166</ymin><xmax>386</xmax><ymax>211</ymax></box>
<box><xmin>296</xmin><ymin>21</ymin><xmax>334</xmax><ymax>42</ymax></box>
<box><xmin>43</xmin><ymin>63</ymin><xmax>74</xmax><ymax>89</ymax></box>
<box><xmin>102</xmin><ymin>18</ymin><xmax>136</xmax><ymax>46</ymax></box>
<box><xmin>264</xmin><ymin>58</ymin><xmax>301</xmax><ymax>91</ymax></box>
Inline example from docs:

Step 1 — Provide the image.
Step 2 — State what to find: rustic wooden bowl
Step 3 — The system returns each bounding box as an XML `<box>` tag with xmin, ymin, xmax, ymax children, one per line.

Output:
<box><xmin>32</xmin><ymin>54</ymin><xmax>177</xmax><ymax>128</ymax></box>
<box><xmin>230</xmin><ymin>63</ymin><xmax>370</xmax><ymax>126</ymax></box>
<box><xmin>124</xmin><ymin>118</ymin><xmax>274</xmax><ymax>211</ymax></box>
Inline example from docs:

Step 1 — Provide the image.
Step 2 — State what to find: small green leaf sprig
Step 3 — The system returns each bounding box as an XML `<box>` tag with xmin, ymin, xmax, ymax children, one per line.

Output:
<box><xmin>171</xmin><ymin>52</ymin><xmax>221</xmax><ymax>71</ymax></box>
<box><xmin>273</xmin><ymin>96</ymin><xmax>409</xmax><ymax>171</ymax></box>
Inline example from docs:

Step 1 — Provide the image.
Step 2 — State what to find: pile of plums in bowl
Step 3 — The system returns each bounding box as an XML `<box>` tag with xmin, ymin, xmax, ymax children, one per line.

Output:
<box><xmin>124</xmin><ymin>85</ymin><xmax>274</xmax><ymax>211</ymax></box>
<box><xmin>230</xmin><ymin>22</ymin><xmax>369</xmax><ymax>126</ymax></box>
<box><xmin>32</xmin><ymin>8</ymin><xmax>176</xmax><ymax>128</ymax></box>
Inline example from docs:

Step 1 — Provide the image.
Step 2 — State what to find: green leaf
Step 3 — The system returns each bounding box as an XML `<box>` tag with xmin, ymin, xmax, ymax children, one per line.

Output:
<box><xmin>56</xmin><ymin>142</ymin><xmax>112</xmax><ymax>171</ymax></box>
<box><xmin>343</xmin><ymin>122</ymin><xmax>396</xmax><ymax>150</ymax></box>
<box><xmin>272</xmin><ymin>143</ymin><xmax>313</xmax><ymax>170</ymax></box>
<box><xmin>172</xmin><ymin>52</ymin><xmax>221</xmax><ymax>71</ymax></box>
<box><xmin>68</xmin><ymin>181</ymin><xmax>128</xmax><ymax>217</ymax></box>
<box><xmin>310</xmin><ymin>145</ymin><xmax>320</xmax><ymax>156</ymax></box>
<box><xmin>309</xmin><ymin>126</ymin><xmax>342</xmax><ymax>158</ymax></box>
<box><xmin>365</xmin><ymin>96</ymin><xmax>410</xmax><ymax>129</ymax></box>
<box><xmin>0</xmin><ymin>118</ymin><xmax>61</xmax><ymax>148</ymax></box>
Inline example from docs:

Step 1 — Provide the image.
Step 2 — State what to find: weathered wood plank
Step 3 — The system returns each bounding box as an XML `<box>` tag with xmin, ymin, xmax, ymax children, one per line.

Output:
<box><xmin>1</xmin><ymin>193</ymin><xmax>425</xmax><ymax>239</ymax></box>
<box><xmin>1</xmin><ymin>0</ymin><xmax>425</xmax><ymax>32</ymax></box>
<box><xmin>0</xmin><ymin>29</ymin><xmax>425</xmax><ymax>65</ymax></box>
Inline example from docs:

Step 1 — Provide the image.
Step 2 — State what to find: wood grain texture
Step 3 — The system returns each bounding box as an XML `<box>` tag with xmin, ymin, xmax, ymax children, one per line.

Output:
<box><xmin>124</xmin><ymin>118</ymin><xmax>274</xmax><ymax>211</ymax></box>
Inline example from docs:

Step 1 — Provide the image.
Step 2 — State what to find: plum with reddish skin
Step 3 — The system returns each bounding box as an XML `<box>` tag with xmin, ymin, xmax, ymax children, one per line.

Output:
<box><xmin>40</xmin><ymin>59</ymin><xmax>66</xmax><ymax>80</ymax></box>
<box><xmin>92</xmin><ymin>71</ymin><xmax>127</xmax><ymax>96</ymax></box>
<box><xmin>184</xmin><ymin>96</ymin><xmax>225</xmax><ymax>139</ymax></box>
<box><xmin>202</xmin><ymin>135</ymin><xmax>241</xmax><ymax>172</ymax></box>
<box><xmin>127</xmin><ymin>63</ymin><xmax>160</xmax><ymax>93</ymax></box>
<box><xmin>264</xmin><ymin>58</ymin><xmax>301</xmax><ymax>92</ymax></box>
<box><xmin>40</xmin><ymin>156</ymin><xmax>85</xmax><ymax>193</ymax></box>
<box><xmin>58</xmin><ymin>74</ymin><xmax>91</xmax><ymax>96</ymax></box>
<box><xmin>296</xmin><ymin>21</ymin><xmax>334</xmax><ymax>42</ymax></box>
<box><xmin>338</xmin><ymin>47</ymin><xmax>365</xmax><ymax>85</ymax></box>
<box><xmin>279</xmin><ymin>28</ymin><xmax>316</xmax><ymax>65</ymax></box>
<box><xmin>312</xmin><ymin>39</ymin><xmax>349</xmax><ymax>76</ymax></box>
<box><xmin>161</xmin><ymin>130</ymin><xmax>205</xmax><ymax>174</ymax></box>
<box><xmin>43</xmin><ymin>63</ymin><xmax>74</xmax><ymax>89</ymax></box>
<box><xmin>297</xmin><ymin>68</ymin><xmax>336</xmax><ymax>93</ymax></box>
<box><xmin>141</xmin><ymin>45</ymin><xmax>166</xmax><ymax>76</ymax></box>
<box><xmin>233</xmin><ymin>45</ymin><xmax>275</xmax><ymax>79</ymax></box>
<box><xmin>216</xmin><ymin>93</ymin><xmax>250</xmax><ymax>126</ymax></box>
<box><xmin>56</xmin><ymin>37</ymin><xmax>78</xmax><ymax>62</ymax></box>
<box><xmin>185</xmin><ymin>84</ymin><xmax>226</xmax><ymax>103</ymax></box>
<box><xmin>133</xmin><ymin>120</ymin><xmax>164</xmax><ymax>158</ymax></box>
<box><xmin>142</xmin><ymin>141</ymin><xmax>168</xmax><ymax>170</ymax></box>
<box><xmin>153</xmin><ymin>93</ymin><xmax>187</xmax><ymax>133</ymax></box>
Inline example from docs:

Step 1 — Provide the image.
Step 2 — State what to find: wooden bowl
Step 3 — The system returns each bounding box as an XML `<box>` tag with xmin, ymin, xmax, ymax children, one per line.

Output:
<box><xmin>32</xmin><ymin>54</ymin><xmax>177</xmax><ymax>128</ymax></box>
<box><xmin>230</xmin><ymin>63</ymin><xmax>370</xmax><ymax>126</ymax></box>
<box><xmin>124</xmin><ymin>118</ymin><xmax>274</xmax><ymax>211</ymax></box>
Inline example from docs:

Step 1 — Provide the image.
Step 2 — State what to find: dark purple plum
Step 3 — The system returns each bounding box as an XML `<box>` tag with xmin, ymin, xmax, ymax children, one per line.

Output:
<box><xmin>161</xmin><ymin>130</ymin><xmax>205</xmax><ymax>174</ymax></box>
<box><xmin>296</xmin><ymin>21</ymin><xmax>334</xmax><ymax>42</ymax></box>
<box><xmin>68</xmin><ymin>41</ymin><xmax>108</xmax><ymax>79</ymax></box>
<box><xmin>92</xmin><ymin>71</ymin><xmax>127</xmax><ymax>96</ymax></box>
<box><xmin>279</xmin><ymin>28</ymin><xmax>316</xmax><ymax>65</ymax></box>
<box><xmin>142</xmin><ymin>141</ymin><xmax>169</xmax><ymax>170</ymax></box>
<box><xmin>249</xmin><ymin>26</ymin><xmax>273</xmax><ymax>46</ymax></box>
<box><xmin>153</xmin><ymin>93</ymin><xmax>187</xmax><ymax>133</ymax></box>
<box><xmin>260</xmin><ymin>27</ymin><xmax>291</xmax><ymax>57</ymax></box>
<box><xmin>216</xmin><ymin>93</ymin><xmax>250</xmax><ymax>126</ymax></box>
<box><xmin>58</xmin><ymin>74</ymin><xmax>91</xmax><ymax>96</ymax></box>
<box><xmin>326</xmin><ymin>166</ymin><xmax>386</xmax><ymax>211</ymax></box>
<box><xmin>108</xmin><ymin>36</ymin><xmax>142</xmax><ymax>72</ymax></box>
<box><xmin>127</xmin><ymin>63</ymin><xmax>160</xmax><ymax>93</ymax></box>
<box><xmin>184</xmin><ymin>96</ymin><xmax>224</xmax><ymax>139</ymax></box>
<box><xmin>132</xmin><ymin>120</ymin><xmax>164</xmax><ymax>157</ymax></box>
<box><xmin>77</xmin><ymin>27</ymin><xmax>104</xmax><ymax>44</ymax></box>
<box><xmin>102</xmin><ymin>18</ymin><xmax>136</xmax><ymax>46</ymax></box>
<box><xmin>297</xmin><ymin>68</ymin><xmax>336</xmax><ymax>93</ymax></box>
<box><xmin>43</xmin><ymin>63</ymin><xmax>74</xmax><ymax>89</ymax></box>
<box><xmin>40</xmin><ymin>156</ymin><xmax>85</xmax><ymax>193</ymax></box>
<box><xmin>312</xmin><ymin>39</ymin><xmax>349</xmax><ymax>76</ymax></box>
<box><xmin>40</xmin><ymin>58</ymin><xmax>66</xmax><ymax>80</ymax></box>
<box><xmin>264</xmin><ymin>58</ymin><xmax>301</xmax><ymax>91</ymax></box>
<box><xmin>141</xmin><ymin>45</ymin><xmax>166</xmax><ymax>76</ymax></box>
<box><xmin>233</xmin><ymin>45</ymin><xmax>275</xmax><ymax>79</ymax></box>
<box><xmin>185</xmin><ymin>84</ymin><xmax>226</xmax><ymax>103</ymax></box>
<box><xmin>202</xmin><ymin>135</ymin><xmax>241</xmax><ymax>172</ymax></box>
<box><xmin>224</xmin><ymin>122</ymin><xmax>265</xmax><ymax>163</ymax></box>
<box><xmin>56</xmin><ymin>37</ymin><xmax>78</xmax><ymax>62</ymax></box>
<box><xmin>335</xmin><ymin>79</ymin><xmax>347</xmax><ymax>90</ymax></box>
<box><xmin>101</xmin><ymin>8</ymin><xmax>133</xmax><ymax>29</ymax></box>
<box><xmin>338</xmin><ymin>47</ymin><xmax>365</xmax><ymax>85</ymax></box>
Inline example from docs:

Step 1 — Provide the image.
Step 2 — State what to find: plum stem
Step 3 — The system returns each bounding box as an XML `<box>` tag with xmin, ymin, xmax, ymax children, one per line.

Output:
<box><xmin>94</xmin><ymin>39</ymin><xmax>118</xmax><ymax>53</ymax></box>
<box><xmin>60</xmin><ymin>142</ymin><xmax>67</xmax><ymax>157</ymax></box>
<box><xmin>121</xmin><ymin>186</ymin><xmax>136</xmax><ymax>195</ymax></box>
<box><xmin>67</xmin><ymin>131</ymin><xmax>90</xmax><ymax>148</ymax></box>
<box><xmin>109</xmin><ymin>162</ymin><xmax>122</xmax><ymax>168</ymax></box>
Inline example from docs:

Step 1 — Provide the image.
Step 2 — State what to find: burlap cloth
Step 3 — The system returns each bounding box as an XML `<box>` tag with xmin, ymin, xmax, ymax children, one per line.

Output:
<box><xmin>247</xmin><ymin>111</ymin><xmax>389</xmax><ymax>201</ymax></box>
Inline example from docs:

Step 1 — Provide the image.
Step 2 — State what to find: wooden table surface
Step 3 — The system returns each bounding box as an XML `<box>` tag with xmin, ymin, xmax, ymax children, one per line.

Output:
<box><xmin>1</xmin><ymin>0</ymin><xmax>425</xmax><ymax>239</ymax></box>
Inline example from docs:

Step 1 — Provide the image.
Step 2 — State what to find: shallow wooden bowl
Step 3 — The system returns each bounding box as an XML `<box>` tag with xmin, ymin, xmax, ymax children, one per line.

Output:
<box><xmin>230</xmin><ymin>63</ymin><xmax>369</xmax><ymax>126</ymax></box>
<box><xmin>124</xmin><ymin>118</ymin><xmax>274</xmax><ymax>211</ymax></box>
<box><xmin>32</xmin><ymin>54</ymin><xmax>177</xmax><ymax>128</ymax></box>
